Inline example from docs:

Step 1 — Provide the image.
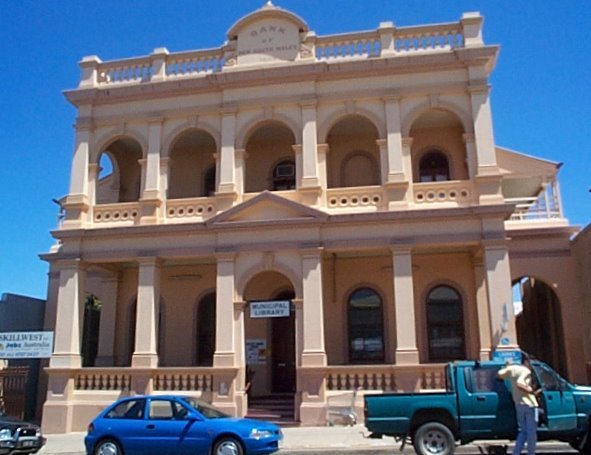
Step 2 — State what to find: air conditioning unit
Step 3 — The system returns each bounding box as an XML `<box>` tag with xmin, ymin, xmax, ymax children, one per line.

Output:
<box><xmin>276</xmin><ymin>163</ymin><xmax>295</xmax><ymax>178</ymax></box>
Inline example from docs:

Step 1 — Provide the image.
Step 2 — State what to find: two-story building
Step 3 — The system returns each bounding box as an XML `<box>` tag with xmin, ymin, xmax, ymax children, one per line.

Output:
<box><xmin>41</xmin><ymin>3</ymin><xmax>587</xmax><ymax>432</ymax></box>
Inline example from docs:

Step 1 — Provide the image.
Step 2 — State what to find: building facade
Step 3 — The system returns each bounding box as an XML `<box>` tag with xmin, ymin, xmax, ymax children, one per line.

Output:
<box><xmin>41</xmin><ymin>3</ymin><xmax>587</xmax><ymax>433</ymax></box>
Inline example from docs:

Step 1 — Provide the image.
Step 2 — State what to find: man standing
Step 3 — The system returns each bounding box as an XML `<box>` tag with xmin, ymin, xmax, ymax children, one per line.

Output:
<box><xmin>498</xmin><ymin>356</ymin><xmax>539</xmax><ymax>455</ymax></box>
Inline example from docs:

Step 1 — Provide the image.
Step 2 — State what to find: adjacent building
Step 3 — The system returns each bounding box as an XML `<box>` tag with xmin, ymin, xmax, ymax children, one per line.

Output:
<box><xmin>41</xmin><ymin>3</ymin><xmax>587</xmax><ymax>432</ymax></box>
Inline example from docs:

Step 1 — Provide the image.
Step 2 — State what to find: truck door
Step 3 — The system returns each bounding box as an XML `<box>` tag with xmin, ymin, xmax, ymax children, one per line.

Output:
<box><xmin>532</xmin><ymin>362</ymin><xmax>576</xmax><ymax>432</ymax></box>
<box><xmin>458</xmin><ymin>364</ymin><xmax>516</xmax><ymax>439</ymax></box>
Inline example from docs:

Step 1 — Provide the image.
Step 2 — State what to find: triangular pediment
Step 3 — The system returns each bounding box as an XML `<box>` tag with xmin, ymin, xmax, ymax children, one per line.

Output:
<box><xmin>206</xmin><ymin>191</ymin><xmax>327</xmax><ymax>227</ymax></box>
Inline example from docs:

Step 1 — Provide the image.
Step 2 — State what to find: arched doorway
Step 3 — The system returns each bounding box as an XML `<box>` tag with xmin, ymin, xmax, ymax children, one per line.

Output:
<box><xmin>243</xmin><ymin>272</ymin><xmax>296</xmax><ymax>396</ymax></box>
<box><xmin>513</xmin><ymin>277</ymin><xmax>567</xmax><ymax>376</ymax></box>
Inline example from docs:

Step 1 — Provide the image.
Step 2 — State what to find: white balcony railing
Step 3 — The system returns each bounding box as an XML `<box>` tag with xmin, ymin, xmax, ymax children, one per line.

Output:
<box><xmin>507</xmin><ymin>181</ymin><xmax>564</xmax><ymax>222</ymax></box>
<box><xmin>78</xmin><ymin>15</ymin><xmax>478</xmax><ymax>89</ymax></box>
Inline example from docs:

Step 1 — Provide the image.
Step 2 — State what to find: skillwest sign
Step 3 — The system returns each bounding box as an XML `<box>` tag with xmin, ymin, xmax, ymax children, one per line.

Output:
<box><xmin>250</xmin><ymin>301</ymin><xmax>290</xmax><ymax>318</ymax></box>
<box><xmin>0</xmin><ymin>331</ymin><xmax>54</xmax><ymax>359</ymax></box>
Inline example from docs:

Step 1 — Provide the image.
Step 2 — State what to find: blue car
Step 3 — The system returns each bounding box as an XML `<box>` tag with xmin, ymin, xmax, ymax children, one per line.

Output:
<box><xmin>84</xmin><ymin>395</ymin><xmax>282</xmax><ymax>455</ymax></box>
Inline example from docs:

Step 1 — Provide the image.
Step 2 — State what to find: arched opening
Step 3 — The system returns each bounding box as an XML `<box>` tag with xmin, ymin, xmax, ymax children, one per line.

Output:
<box><xmin>326</xmin><ymin>115</ymin><xmax>380</xmax><ymax>188</ymax></box>
<box><xmin>96</xmin><ymin>137</ymin><xmax>143</xmax><ymax>203</ymax></box>
<box><xmin>513</xmin><ymin>277</ymin><xmax>567</xmax><ymax>376</ymax></box>
<box><xmin>196</xmin><ymin>292</ymin><xmax>216</xmax><ymax>366</ymax></box>
<box><xmin>168</xmin><ymin>130</ymin><xmax>217</xmax><ymax>199</ymax></box>
<box><xmin>244</xmin><ymin>122</ymin><xmax>296</xmax><ymax>193</ymax></box>
<box><xmin>410</xmin><ymin>109</ymin><xmax>467</xmax><ymax>183</ymax></box>
<box><xmin>347</xmin><ymin>287</ymin><xmax>384</xmax><ymax>363</ymax></box>
<box><xmin>243</xmin><ymin>271</ymin><xmax>296</xmax><ymax>396</ymax></box>
<box><xmin>426</xmin><ymin>285</ymin><xmax>466</xmax><ymax>362</ymax></box>
<box><xmin>81</xmin><ymin>293</ymin><xmax>101</xmax><ymax>367</ymax></box>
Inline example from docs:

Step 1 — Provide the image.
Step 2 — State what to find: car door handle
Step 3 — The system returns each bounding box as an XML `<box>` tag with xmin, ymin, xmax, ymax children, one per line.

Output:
<box><xmin>476</xmin><ymin>396</ymin><xmax>486</xmax><ymax>401</ymax></box>
<box><xmin>547</xmin><ymin>396</ymin><xmax>553</xmax><ymax>400</ymax></box>
<box><xmin>146</xmin><ymin>424</ymin><xmax>155</xmax><ymax>429</ymax></box>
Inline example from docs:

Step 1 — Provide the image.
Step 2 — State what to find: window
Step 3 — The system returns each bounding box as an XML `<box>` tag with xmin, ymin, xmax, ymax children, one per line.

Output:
<box><xmin>426</xmin><ymin>285</ymin><xmax>465</xmax><ymax>362</ymax></box>
<box><xmin>106</xmin><ymin>399</ymin><xmax>146</xmax><ymax>419</ymax></box>
<box><xmin>348</xmin><ymin>287</ymin><xmax>384</xmax><ymax>363</ymax></box>
<box><xmin>272</xmin><ymin>160</ymin><xmax>296</xmax><ymax>190</ymax></box>
<box><xmin>419</xmin><ymin>151</ymin><xmax>450</xmax><ymax>182</ymax></box>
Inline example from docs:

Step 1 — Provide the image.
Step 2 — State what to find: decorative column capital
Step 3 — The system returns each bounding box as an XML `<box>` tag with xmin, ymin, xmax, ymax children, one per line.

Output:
<box><xmin>292</xmin><ymin>144</ymin><xmax>303</xmax><ymax>155</ymax></box>
<box><xmin>462</xmin><ymin>133</ymin><xmax>476</xmax><ymax>144</ymax></box>
<box><xmin>401</xmin><ymin>137</ymin><xmax>414</xmax><ymax>148</ymax></box>
<box><xmin>317</xmin><ymin>143</ymin><xmax>329</xmax><ymax>155</ymax></box>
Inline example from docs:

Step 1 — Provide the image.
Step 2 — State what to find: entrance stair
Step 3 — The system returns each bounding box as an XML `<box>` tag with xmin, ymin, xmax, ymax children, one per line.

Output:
<box><xmin>246</xmin><ymin>394</ymin><xmax>299</xmax><ymax>427</ymax></box>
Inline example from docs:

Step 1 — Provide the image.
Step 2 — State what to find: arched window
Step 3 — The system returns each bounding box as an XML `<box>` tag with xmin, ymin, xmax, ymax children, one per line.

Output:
<box><xmin>348</xmin><ymin>287</ymin><xmax>384</xmax><ymax>363</ymax></box>
<box><xmin>419</xmin><ymin>151</ymin><xmax>450</xmax><ymax>182</ymax></box>
<box><xmin>272</xmin><ymin>160</ymin><xmax>296</xmax><ymax>190</ymax></box>
<box><xmin>426</xmin><ymin>285</ymin><xmax>465</xmax><ymax>362</ymax></box>
<box><xmin>196</xmin><ymin>293</ymin><xmax>216</xmax><ymax>366</ymax></box>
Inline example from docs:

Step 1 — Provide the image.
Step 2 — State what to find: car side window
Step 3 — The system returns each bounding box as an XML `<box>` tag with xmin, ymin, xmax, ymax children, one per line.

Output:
<box><xmin>149</xmin><ymin>399</ymin><xmax>175</xmax><ymax>420</ymax></box>
<box><xmin>466</xmin><ymin>367</ymin><xmax>505</xmax><ymax>394</ymax></box>
<box><xmin>105</xmin><ymin>399</ymin><xmax>146</xmax><ymax>419</ymax></box>
<box><xmin>533</xmin><ymin>364</ymin><xmax>563</xmax><ymax>391</ymax></box>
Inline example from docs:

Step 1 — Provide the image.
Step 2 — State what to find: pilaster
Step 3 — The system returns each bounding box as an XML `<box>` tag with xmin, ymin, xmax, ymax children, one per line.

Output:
<box><xmin>95</xmin><ymin>274</ymin><xmax>119</xmax><ymax>367</ymax></box>
<box><xmin>217</xmin><ymin>107</ymin><xmax>238</xmax><ymax>208</ymax></box>
<box><xmin>300</xmin><ymin>248</ymin><xmax>327</xmax><ymax>367</ymax></box>
<box><xmin>214</xmin><ymin>252</ymin><xmax>237</xmax><ymax>367</ymax></box>
<box><xmin>63</xmin><ymin>125</ymin><xmax>92</xmax><ymax>229</ymax></box>
<box><xmin>140</xmin><ymin>118</ymin><xmax>164</xmax><ymax>224</ymax></box>
<box><xmin>391</xmin><ymin>246</ymin><xmax>419</xmax><ymax>364</ymax></box>
<box><xmin>472</xmin><ymin>254</ymin><xmax>492</xmax><ymax>360</ymax></box>
<box><xmin>482</xmin><ymin>241</ymin><xmax>518</xmax><ymax>351</ymax></box>
<box><xmin>131</xmin><ymin>258</ymin><xmax>162</xmax><ymax>368</ymax></box>
<box><xmin>50</xmin><ymin>260</ymin><xmax>87</xmax><ymax>368</ymax></box>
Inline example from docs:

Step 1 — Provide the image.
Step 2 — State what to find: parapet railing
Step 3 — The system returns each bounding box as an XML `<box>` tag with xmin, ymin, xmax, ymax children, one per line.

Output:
<box><xmin>78</xmin><ymin>13</ymin><xmax>482</xmax><ymax>88</ymax></box>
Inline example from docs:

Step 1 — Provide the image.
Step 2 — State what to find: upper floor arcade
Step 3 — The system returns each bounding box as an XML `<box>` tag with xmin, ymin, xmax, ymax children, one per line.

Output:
<box><xmin>58</xmin><ymin>4</ymin><xmax>567</xmax><ymax>231</ymax></box>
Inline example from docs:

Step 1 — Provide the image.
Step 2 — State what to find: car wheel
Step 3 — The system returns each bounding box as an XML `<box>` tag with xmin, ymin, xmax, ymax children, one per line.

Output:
<box><xmin>213</xmin><ymin>437</ymin><xmax>244</xmax><ymax>455</ymax></box>
<box><xmin>413</xmin><ymin>422</ymin><xmax>455</xmax><ymax>455</ymax></box>
<box><xmin>94</xmin><ymin>439</ymin><xmax>123</xmax><ymax>455</ymax></box>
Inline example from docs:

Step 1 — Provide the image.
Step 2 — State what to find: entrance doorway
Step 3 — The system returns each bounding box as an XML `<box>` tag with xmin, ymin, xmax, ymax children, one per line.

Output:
<box><xmin>271</xmin><ymin>291</ymin><xmax>296</xmax><ymax>393</ymax></box>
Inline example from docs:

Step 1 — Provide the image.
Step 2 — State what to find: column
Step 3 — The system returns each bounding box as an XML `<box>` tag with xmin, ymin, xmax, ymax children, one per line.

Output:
<box><xmin>301</xmin><ymin>248</ymin><xmax>327</xmax><ymax>366</ymax></box>
<box><xmin>473</xmin><ymin>254</ymin><xmax>492</xmax><ymax>360</ymax></box>
<box><xmin>235</xmin><ymin>149</ymin><xmax>247</xmax><ymax>199</ymax></box>
<box><xmin>463</xmin><ymin>133</ymin><xmax>478</xmax><ymax>180</ymax></box>
<box><xmin>401</xmin><ymin>137</ymin><xmax>414</xmax><ymax>205</ymax></box>
<box><xmin>483</xmin><ymin>242</ymin><xmax>518</xmax><ymax>350</ymax></box>
<box><xmin>140</xmin><ymin>119</ymin><xmax>163</xmax><ymax>223</ymax></box>
<box><xmin>212</xmin><ymin>253</ymin><xmax>239</xmax><ymax>416</ymax></box>
<box><xmin>214</xmin><ymin>253</ymin><xmax>237</xmax><ymax>367</ymax></box>
<box><xmin>380</xmin><ymin>95</ymin><xmax>410</xmax><ymax>209</ymax></box>
<box><xmin>468</xmin><ymin>80</ymin><xmax>503</xmax><ymax>204</ymax></box>
<box><xmin>217</xmin><ymin>107</ymin><xmax>238</xmax><ymax>210</ymax></box>
<box><xmin>95</xmin><ymin>274</ymin><xmax>119</xmax><ymax>367</ymax></box>
<box><xmin>299</xmin><ymin>250</ymin><xmax>327</xmax><ymax>426</ymax></box>
<box><xmin>50</xmin><ymin>260</ymin><xmax>86</xmax><ymax>368</ymax></box>
<box><xmin>317</xmin><ymin>144</ymin><xmax>329</xmax><ymax>207</ymax></box>
<box><xmin>63</xmin><ymin>124</ymin><xmax>92</xmax><ymax>228</ymax></box>
<box><xmin>132</xmin><ymin>258</ymin><xmax>161</xmax><ymax>367</ymax></box>
<box><xmin>300</xmin><ymin>100</ymin><xmax>322</xmax><ymax>206</ymax></box>
<box><xmin>392</xmin><ymin>246</ymin><xmax>419</xmax><ymax>364</ymax></box>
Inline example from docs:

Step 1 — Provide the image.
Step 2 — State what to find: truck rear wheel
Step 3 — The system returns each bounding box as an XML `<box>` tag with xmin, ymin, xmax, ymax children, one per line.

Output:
<box><xmin>413</xmin><ymin>422</ymin><xmax>455</xmax><ymax>455</ymax></box>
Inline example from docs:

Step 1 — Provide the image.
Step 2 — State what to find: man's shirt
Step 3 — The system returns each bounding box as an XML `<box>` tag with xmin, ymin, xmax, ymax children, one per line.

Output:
<box><xmin>498</xmin><ymin>363</ymin><xmax>538</xmax><ymax>408</ymax></box>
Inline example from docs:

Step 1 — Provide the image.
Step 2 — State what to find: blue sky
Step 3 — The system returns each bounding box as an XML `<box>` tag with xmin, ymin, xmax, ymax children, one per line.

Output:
<box><xmin>1</xmin><ymin>1</ymin><xmax>589</xmax><ymax>299</ymax></box>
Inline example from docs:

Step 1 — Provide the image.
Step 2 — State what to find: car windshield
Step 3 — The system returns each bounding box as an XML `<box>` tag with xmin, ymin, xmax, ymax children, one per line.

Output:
<box><xmin>181</xmin><ymin>397</ymin><xmax>229</xmax><ymax>419</ymax></box>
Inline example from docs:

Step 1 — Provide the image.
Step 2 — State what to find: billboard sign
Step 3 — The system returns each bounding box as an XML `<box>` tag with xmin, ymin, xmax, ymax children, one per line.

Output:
<box><xmin>0</xmin><ymin>331</ymin><xmax>54</xmax><ymax>359</ymax></box>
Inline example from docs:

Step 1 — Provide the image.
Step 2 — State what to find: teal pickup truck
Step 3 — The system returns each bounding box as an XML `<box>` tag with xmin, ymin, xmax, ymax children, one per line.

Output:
<box><xmin>364</xmin><ymin>360</ymin><xmax>591</xmax><ymax>455</ymax></box>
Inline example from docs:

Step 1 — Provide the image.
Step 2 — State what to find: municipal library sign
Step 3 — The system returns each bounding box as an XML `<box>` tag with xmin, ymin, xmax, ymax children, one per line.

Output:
<box><xmin>250</xmin><ymin>301</ymin><xmax>290</xmax><ymax>318</ymax></box>
<box><xmin>0</xmin><ymin>331</ymin><xmax>54</xmax><ymax>359</ymax></box>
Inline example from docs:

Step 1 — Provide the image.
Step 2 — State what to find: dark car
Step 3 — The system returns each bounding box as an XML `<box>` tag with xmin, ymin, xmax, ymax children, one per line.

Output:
<box><xmin>0</xmin><ymin>410</ymin><xmax>46</xmax><ymax>455</ymax></box>
<box><xmin>85</xmin><ymin>395</ymin><xmax>282</xmax><ymax>455</ymax></box>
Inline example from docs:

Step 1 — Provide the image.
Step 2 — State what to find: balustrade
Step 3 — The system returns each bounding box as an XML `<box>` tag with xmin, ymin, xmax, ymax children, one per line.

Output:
<box><xmin>165</xmin><ymin>198</ymin><xmax>217</xmax><ymax>221</ymax></box>
<box><xmin>93</xmin><ymin>202</ymin><xmax>140</xmax><ymax>224</ymax></box>
<box><xmin>326</xmin><ymin>187</ymin><xmax>383</xmax><ymax>210</ymax></box>
<box><xmin>414</xmin><ymin>180</ymin><xmax>473</xmax><ymax>205</ymax></box>
<box><xmin>81</xmin><ymin>18</ymin><xmax>470</xmax><ymax>88</ymax></box>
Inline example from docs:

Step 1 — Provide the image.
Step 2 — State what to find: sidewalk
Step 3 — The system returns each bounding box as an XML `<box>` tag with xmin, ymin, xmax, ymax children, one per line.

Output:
<box><xmin>39</xmin><ymin>425</ymin><xmax>575</xmax><ymax>454</ymax></box>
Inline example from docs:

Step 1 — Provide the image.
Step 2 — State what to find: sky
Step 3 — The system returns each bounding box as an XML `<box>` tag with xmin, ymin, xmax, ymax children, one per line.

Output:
<box><xmin>0</xmin><ymin>0</ymin><xmax>589</xmax><ymax>300</ymax></box>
